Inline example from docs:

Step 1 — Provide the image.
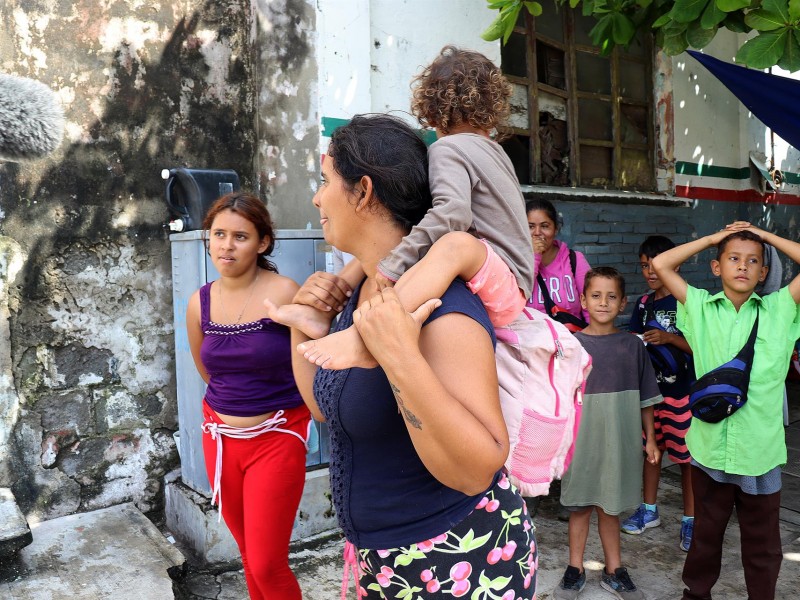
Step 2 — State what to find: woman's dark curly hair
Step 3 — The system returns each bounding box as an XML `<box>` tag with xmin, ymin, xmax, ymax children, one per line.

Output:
<box><xmin>410</xmin><ymin>45</ymin><xmax>512</xmax><ymax>134</ymax></box>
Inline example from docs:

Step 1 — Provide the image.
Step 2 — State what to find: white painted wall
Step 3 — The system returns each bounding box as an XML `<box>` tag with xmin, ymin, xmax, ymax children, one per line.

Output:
<box><xmin>673</xmin><ymin>30</ymin><xmax>800</xmax><ymax>194</ymax></box>
<box><xmin>317</xmin><ymin>0</ymin><xmax>498</xmax><ymax>134</ymax></box>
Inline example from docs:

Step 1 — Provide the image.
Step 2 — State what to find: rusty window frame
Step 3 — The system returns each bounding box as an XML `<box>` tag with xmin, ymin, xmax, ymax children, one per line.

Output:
<box><xmin>500</xmin><ymin>7</ymin><xmax>655</xmax><ymax>190</ymax></box>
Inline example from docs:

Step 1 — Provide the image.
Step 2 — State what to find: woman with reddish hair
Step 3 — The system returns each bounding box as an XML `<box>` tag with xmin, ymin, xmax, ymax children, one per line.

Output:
<box><xmin>185</xmin><ymin>192</ymin><xmax>311</xmax><ymax>599</ymax></box>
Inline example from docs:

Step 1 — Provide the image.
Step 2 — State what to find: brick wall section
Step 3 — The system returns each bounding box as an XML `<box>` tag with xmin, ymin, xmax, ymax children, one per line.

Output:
<box><xmin>528</xmin><ymin>195</ymin><xmax>799</xmax><ymax>327</ymax></box>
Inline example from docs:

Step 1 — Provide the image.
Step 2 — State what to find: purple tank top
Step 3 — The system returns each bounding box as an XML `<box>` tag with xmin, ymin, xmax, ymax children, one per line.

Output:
<box><xmin>199</xmin><ymin>281</ymin><xmax>303</xmax><ymax>417</ymax></box>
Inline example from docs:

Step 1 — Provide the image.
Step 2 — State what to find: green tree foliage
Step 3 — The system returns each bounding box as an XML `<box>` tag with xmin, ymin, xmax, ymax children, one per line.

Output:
<box><xmin>481</xmin><ymin>0</ymin><xmax>800</xmax><ymax>70</ymax></box>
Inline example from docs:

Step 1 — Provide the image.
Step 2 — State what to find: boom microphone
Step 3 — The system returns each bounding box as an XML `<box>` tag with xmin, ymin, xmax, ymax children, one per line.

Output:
<box><xmin>0</xmin><ymin>73</ymin><xmax>65</xmax><ymax>161</ymax></box>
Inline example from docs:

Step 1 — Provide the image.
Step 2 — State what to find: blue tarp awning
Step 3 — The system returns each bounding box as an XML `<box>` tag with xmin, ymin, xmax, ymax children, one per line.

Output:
<box><xmin>688</xmin><ymin>50</ymin><xmax>800</xmax><ymax>151</ymax></box>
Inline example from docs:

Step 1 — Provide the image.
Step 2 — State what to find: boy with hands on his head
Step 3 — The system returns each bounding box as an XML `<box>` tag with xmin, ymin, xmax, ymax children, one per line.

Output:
<box><xmin>652</xmin><ymin>221</ymin><xmax>800</xmax><ymax>600</ymax></box>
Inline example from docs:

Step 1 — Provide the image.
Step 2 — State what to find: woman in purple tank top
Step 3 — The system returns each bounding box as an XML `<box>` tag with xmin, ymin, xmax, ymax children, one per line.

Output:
<box><xmin>270</xmin><ymin>114</ymin><xmax>537</xmax><ymax>599</ymax></box>
<box><xmin>185</xmin><ymin>192</ymin><xmax>310</xmax><ymax>600</ymax></box>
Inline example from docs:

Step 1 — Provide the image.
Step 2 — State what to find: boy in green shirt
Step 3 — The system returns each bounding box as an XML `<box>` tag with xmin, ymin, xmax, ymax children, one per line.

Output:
<box><xmin>652</xmin><ymin>221</ymin><xmax>800</xmax><ymax>600</ymax></box>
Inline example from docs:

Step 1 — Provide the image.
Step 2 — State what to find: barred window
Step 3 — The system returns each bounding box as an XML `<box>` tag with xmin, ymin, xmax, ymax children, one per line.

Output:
<box><xmin>500</xmin><ymin>5</ymin><xmax>655</xmax><ymax>190</ymax></box>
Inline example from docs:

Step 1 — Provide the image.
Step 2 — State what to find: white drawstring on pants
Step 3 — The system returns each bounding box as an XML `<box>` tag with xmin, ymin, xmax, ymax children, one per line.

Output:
<box><xmin>200</xmin><ymin>409</ymin><xmax>308</xmax><ymax>521</ymax></box>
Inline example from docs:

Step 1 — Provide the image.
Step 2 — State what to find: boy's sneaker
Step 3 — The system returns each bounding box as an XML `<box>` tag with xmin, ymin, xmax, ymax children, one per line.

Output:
<box><xmin>553</xmin><ymin>565</ymin><xmax>586</xmax><ymax>600</ymax></box>
<box><xmin>620</xmin><ymin>504</ymin><xmax>661</xmax><ymax>535</ymax></box>
<box><xmin>600</xmin><ymin>567</ymin><xmax>645</xmax><ymax>599</ymax></box>
<box><xmin>680</xmin><ymin>518</ymin><xmax>694</xmax><ymax>552</ymax></box>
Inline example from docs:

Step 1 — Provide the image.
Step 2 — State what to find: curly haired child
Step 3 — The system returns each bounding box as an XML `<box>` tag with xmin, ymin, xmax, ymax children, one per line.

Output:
<box><xmin>273</xmin><ymin>46</ymin><xmax>535</xmax><ymax>370</ymax></box>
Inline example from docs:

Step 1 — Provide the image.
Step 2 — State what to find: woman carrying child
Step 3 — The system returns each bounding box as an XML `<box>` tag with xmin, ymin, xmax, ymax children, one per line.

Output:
<box><xmin>286</xmin><ymin>45</ymin><xmax>535</xmax><ymax>370</ymax></box>
<box><xmin>289</xmin><ymin>114</ymin><xmax>537</xmax><ymax>598</ymax></box>
<box><xmin>185</xmin><ymin>193</ymin><xmax>311</xmax><ymax>600</ymax></box>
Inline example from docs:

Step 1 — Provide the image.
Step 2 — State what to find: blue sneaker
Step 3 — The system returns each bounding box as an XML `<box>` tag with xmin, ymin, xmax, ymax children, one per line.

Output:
<box><xmin>680</xmin><ymin>518</ymin><xmax>694</xmax><ymax>552</ymax></box>
<box><xmin>600</xmin><ymin>567</ymin><xmax>645</xmax><ymax>600</ymax></box>
<box><xmin>621</xmin><ymin>504</ymin><xmax>661</xmax><ymax>535</ymax></box>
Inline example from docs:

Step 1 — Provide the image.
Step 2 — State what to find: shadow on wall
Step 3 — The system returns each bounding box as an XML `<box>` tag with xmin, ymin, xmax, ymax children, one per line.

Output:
<box><xmin>0</xmin><ymin>0</ymin><xmax>260</xmax><ymax>521</ymax></box>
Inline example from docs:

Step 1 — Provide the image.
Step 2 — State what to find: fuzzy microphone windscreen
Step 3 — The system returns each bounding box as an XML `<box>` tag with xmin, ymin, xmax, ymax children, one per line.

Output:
<box><xmin>0</xmin><ymin>73</ymin><xmax>65</xmax><ymax>161</ymax></box>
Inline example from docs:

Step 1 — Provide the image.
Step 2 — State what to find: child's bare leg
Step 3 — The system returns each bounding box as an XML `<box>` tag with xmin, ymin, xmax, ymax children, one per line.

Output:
<box><xmin>681</xmin><ymin>463</ymin><xmax>694</xmax><ymax>516</ymax></box>
<box><xmin>643</xmin><ymin>458</ymin><xmax>661</xmax><ymax>505</ymax></box>
<box><xmin>297</xmin><ymin>232</ymin><xmax>487</xmax><ymax>369</ymax></box>
<box><xmin>263</xmin><ymin>298</ymin><xmax>334</xmax><ymax>340</ymax></box>
<box><xmin>567</xmin><ymin>507</ymin><xmax>592</xmax><ymax>570</ymax></box>
<box><xmin>597</xmin><ymin>509</ymin><xmax>622</xmax><ymax>572</ymax></box>
<box><xmin>393</xmin><ymin>231</ymin><xmax>488</xmax><ymax>310</ymax></box>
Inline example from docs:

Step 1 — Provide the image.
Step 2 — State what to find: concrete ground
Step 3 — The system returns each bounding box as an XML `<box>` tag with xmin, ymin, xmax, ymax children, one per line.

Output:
<box><xmin>170</xmin><ymin>477</ymin><xmax>800</xmax><ymax>599</ymax></box>
<box><xmin>7</xmin><ymin>382</ymin><xmax>800</xmax><ymax>599</ymax></box>
<box><xmin>0</xmin><ymin>503</ymin><xmax>183</xmax><ymax>600</ymax></box>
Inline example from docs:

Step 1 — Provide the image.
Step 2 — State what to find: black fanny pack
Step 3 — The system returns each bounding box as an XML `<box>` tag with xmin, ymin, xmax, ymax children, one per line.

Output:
<box><xmin>688</xmin><ymin>311</ymin><xmax>758</xmax><ymax>423</ymax></box>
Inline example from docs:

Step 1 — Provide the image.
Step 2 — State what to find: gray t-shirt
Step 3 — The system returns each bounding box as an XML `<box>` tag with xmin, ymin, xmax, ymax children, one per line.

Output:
<box><xmin>378</xmin><ymin>133</ymin><xmax>534</xmax><ymax>298</ymax></box>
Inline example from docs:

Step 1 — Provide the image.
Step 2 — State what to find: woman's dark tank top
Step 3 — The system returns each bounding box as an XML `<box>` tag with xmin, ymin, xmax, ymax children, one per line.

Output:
<box><xmin>199</xmin><ymin>281</ymin><xmax>303</xmax><ymax>417</ymax></box>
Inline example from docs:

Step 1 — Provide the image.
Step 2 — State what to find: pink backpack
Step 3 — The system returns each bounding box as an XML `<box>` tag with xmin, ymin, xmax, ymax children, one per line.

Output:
<box><xmin>495</xmin><ymin>308</ymin><xmax>592</xmax><ymax>497</ymax></box>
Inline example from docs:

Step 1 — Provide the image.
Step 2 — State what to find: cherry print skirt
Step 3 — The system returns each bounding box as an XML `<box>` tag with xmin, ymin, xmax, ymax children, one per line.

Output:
<box><xmin>355</xmin><ymin>473</ymin><xmax>537</xmax><ymax>599</ymax></box>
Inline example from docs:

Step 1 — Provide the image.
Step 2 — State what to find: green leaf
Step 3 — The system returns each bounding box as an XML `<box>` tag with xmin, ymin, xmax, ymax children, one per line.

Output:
<box><xmin>745</xmin><ymin>9</ymin><xmax>787</xmax><ymax>30</ymax></box>
<box><xmin>671</xmin><ymin>0</ymin><xmax>711</xmax><ymax>22</ymax></box>
<box><xmin>790</xmin><ymin>0</ymin><xmax>800</xmax><ymax>20</ymax></box>
<box><xmin>735</xmin><ymin>30</ymin><xmax>788</xmax><ymax>67</ymax></box>
<box><xmin>638</xmin><ymin>0</ymin><xmax>654</xmax><ymax>7</ymax></box>
<box><xmin>662</xmin><ymin>26</ymin><xmax>690</xmax><ymax>53</ymax></box>
<box><xmin>589</xmin><ymin>14</ymin><xmax>614</xmax><ymax>46</ymax></box>
<box><xmin>489</xmin><ymin>575</ymin><xmax>514</xmax><ymax>590</ymax></box>
<box><xmin>487</xmin><ymin>0</ymin><xmax>511</xmax><ymax>8</ymax></box>
<box><xmin>763</xmin><ymin>0</ymin><xmax>791</xmax><ymax>22</ymax></box>
<box><xmin>715</xmin><ymin>0</ymin><xmax>751</xmax><ymax>11</ymax></box>
<box><xmin>582</xmin><ymin>0</ymin><xmax>596</xmax><ymax>14</ymax></box>
<box><xmin>778</xmin><ymin>26</ymin><xmax>800</xmax><ymax>69</ymax></box>
<box><xmin>524</xmin><ymin>0</ymin><xmax>544</xmax><ymax>15</ymax></box>
<box><xmin>463</xmin><ymin>530</ymin><xmax>493</xmax><ymax>551</ymax></box>
<box><xmin>687</xmin><ymin>22</ymin><xmax>718</xmax><ymax>46</ymax></box>
<box><xmin>652</xmin><ymin>12</ymin><xmax>674</xmax><ymax>26</ymax></box>
<box><xmin>722</xmin><ymin>10</ymin><xmax>753</xmax><ymax>31</ymax></box>
<box><xmin>481</xmin><ymin>13</ymin><xmax>506</xmax><ymax>41</ymax></box>
<box><xmin>502</xmin><ymin>4</ymin><xmax>524</xmax><ymax>43</ymax></box>
<box><xmin>395</xmin><ymin>552</ymin><xmax>415</xmax><ymax>566</ymax></box>
<box><xmin>700</xmin><ymin>0</ymin><xmax>727</xmax><ymax>27</ymax></box>
<box><xmin>397</xmin><ymin>589</ymin><xmax>411</xmax><ymax>600</ymax></box>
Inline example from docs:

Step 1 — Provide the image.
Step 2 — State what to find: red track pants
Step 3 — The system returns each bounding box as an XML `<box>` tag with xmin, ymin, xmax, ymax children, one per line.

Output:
<box><xmin>202</xmin><ymin>401</ymin><xmax>311</xmax><ymax>600</ymax></box>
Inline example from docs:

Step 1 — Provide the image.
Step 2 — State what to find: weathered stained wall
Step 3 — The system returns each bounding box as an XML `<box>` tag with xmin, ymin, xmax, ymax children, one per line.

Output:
<box><xmin>253</xmin><ymin>0</ymin><xmax>320</xmax><ymax>229</ymax></box>
<box><xmin>0</xmin><ymin>0</ymin><xmax>316</xmax><ymax>521</ymax></box>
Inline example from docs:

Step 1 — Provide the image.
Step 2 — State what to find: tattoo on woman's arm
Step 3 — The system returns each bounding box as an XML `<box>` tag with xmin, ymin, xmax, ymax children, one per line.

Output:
<box><xmin>390</xmin><ymin>382</ymin><xmax>422</xmax><ymax>430</ymax></box>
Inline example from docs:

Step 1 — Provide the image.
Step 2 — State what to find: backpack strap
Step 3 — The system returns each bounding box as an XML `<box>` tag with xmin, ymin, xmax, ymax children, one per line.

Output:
<box><xmin>536</xmin><ymin>272</ymin><xmax>557</xmax><ymax>317</ymax></box>
<box><xmin>568</xmin><ymin>248</ymin><xmax>577</xmax><ymax>279</ymax></box>
<box><xmin>736</xmin><ymin>308</ymin><xmax>759</xmax><ymax>365</ymax></box>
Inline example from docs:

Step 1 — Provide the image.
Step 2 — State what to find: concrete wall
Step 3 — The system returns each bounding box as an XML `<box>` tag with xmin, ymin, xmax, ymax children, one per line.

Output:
<box><xmin>0</xmin><ymin>0</ymin><xmax>316</xmax><ymax>522</ymax></box>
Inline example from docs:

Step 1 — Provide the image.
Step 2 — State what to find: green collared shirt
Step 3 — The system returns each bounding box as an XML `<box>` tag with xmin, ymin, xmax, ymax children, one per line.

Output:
<box><xmin>678</xmin><ymin>285</ymin><xmax>800</xmax><ymax>476</ymax></box>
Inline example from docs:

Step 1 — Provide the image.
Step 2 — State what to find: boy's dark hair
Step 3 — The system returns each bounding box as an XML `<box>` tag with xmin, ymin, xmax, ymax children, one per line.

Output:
<box><xmin>525</xmin><ymin>198</ymin><xmax>563</xmax><ymax>231</ymax></box>
<box><xmin>410</xmin><ymin>45</ymin><xmax>512</xmax><ymax>134</ymax></box>
<box><xmin>639</xmin><ymin>235</ymin><xmax>675</xmax><ymax>259</ymax></box>
<box><xmin>584</xmin><ymin>266</ymin><xmax>626</xmax><ymax>298</ymax></box>
<box><xmin>328</xmin><ymin>114</ymin><xmax>432</xmax><ymax>231</ymax></box>
<box><xmin>716</xmin><ymin>230</ymin><xmax>765</xmax><ymax>261</ymax></box>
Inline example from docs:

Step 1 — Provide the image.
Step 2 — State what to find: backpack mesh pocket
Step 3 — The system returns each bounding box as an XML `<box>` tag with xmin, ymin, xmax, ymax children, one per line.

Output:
<box><xmin>509</xmin><ymin>407</ymin><xmax>567</xmax><ymax>485</ymax></box>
